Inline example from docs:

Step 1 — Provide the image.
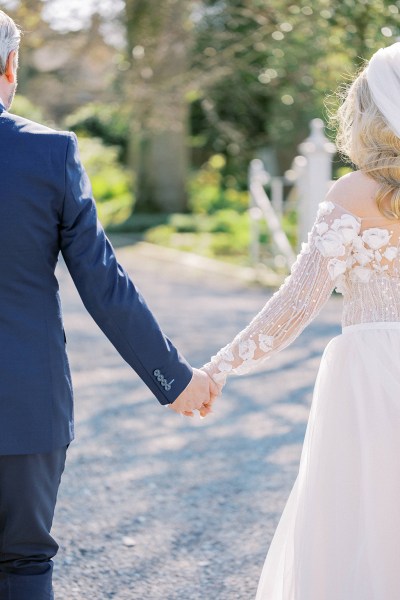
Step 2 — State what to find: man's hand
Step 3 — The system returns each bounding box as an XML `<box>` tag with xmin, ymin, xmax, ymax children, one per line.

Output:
<box><xmin>169</xmin><ymin>368</ymin><xmax>220</xmax><ymax>418</ymax></box>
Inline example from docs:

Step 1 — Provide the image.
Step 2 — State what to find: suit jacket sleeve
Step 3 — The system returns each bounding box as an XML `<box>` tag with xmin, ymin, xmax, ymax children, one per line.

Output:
<box><xmin>59</xmin><ymin>132</ymin><xmax>193</xmax><ymax>405</ymax></box>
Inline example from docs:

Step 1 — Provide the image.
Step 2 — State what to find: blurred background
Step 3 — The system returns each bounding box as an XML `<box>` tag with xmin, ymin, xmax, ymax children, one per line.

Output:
<box><xmin>1</xmin><ymin>0</ymin><xmax>399</xmax><ymax>272</ymax></box>
<box><xmin>2</xmin><ymin>4</ymin><xmax>400</xmax><ymax>597</ymax></box>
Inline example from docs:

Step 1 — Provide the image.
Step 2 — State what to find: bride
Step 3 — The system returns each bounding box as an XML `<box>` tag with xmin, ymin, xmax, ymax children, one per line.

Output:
<box><xmin>202</xmin><ymin>42</ymin><xmax>400</xmax><ymax>599</ymax></box>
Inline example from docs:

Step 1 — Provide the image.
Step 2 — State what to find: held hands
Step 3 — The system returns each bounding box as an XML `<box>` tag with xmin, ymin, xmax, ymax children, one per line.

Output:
<box><xmin>169</xmin><ymin>368</ymin><xmax>220</xmax><ymax>418</ymax></box>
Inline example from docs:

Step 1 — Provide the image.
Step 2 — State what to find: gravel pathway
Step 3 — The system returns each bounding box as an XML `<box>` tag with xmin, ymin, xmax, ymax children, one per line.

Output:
<box><xmin>52</xmin><ymin>241</ymin><xmax>342</xmax><ymax>600</ymax></box>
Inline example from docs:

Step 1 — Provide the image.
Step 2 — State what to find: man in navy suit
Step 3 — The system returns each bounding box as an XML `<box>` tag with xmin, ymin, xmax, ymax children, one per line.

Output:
<box><xmin>0</xmin><ymin>11</ymin><xmax>218</xmax><ymax>599</ymax></box>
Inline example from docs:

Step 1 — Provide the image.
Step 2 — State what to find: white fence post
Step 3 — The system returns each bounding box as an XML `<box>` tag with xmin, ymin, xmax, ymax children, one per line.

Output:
<box><xmin>271</xmin><ymin>177</ymin><xmax>284</xmax><ymax>217</ymax></box>
<box><xmin>248</xmin><ymin>159</ymin><xmax>296</xmax><ymax>268</ymax></box>
<box><xmin>297</xmin><ymin>118</ymin><xmax>336</xmax><ymax>247</ymax></box>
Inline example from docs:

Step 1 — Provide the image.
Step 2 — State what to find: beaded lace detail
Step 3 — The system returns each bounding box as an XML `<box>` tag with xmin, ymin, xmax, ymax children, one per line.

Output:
<box><xmin>203</xmin><ymin>200</ymin><xmax>400</xmax><ymax>388</ymax></box>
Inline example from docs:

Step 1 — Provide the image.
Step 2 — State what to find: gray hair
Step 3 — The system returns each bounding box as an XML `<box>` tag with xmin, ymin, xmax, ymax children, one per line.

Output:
<box><xmin>0</xmin><ymin>10</ymin><xmax>21</xmax><ymax>75</ymax></box>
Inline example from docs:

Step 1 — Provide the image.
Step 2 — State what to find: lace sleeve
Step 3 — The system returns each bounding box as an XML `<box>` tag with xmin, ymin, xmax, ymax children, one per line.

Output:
<box><xmin>202</xmin><ymin>200</ymin><xmax>361</xmax><ymax>389</ymax></box>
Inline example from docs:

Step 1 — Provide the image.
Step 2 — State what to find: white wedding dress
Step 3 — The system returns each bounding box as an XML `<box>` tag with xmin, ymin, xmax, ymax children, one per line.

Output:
<box><xmin>203</xmin><ymin>199</ymin><xmax>400</xmax><ymax>599</ymax></box>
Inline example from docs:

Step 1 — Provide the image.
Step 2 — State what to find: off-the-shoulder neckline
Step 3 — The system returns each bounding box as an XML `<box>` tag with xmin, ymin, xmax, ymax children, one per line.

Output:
<box><xmin>329</xmin><ymin>201</ymin><xmax>400</xmax><ymax>225</ymax></box>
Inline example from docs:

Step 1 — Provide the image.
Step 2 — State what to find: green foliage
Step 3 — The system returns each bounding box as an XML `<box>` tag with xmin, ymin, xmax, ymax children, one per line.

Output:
<box><xmin>96</xmin><ymin>195</ymin><xmax>133</xmax><ymax>229</ymax></box>
<box><xmin>335</xmin><ymin>166</ymin><xmax>355</xmax><ymax>179</ymax></box>
<box><xmin>281</xmin><ymin>208</ymin><xmax>298</xmax><ymax>249</ymax></box>
<box><xmin>75</xmin><ymin>136</ymin><xmax>132</xmax><ymax>203</ymax></box>
<box><xmin>72</xmin><ymin>136</ymin><xmax>134</xmax><ymax>228</ymax></box>
<box><xmin>142</xmin><ymin>153</ymin><xmax>252</xmax><ymax>262</ymax></box>
<box><xmin>188</xmin><ymin>154</ymin><xmax>248</xmax><ymax>214</ymax></box>
<box><xmin>190</xmin><ymin>0</ymin><xmax>400</xmax><ymax>176</ymax></box>
<box><xmin>65</xmin><ymin>103</ymin><xmax>130</xmax><ymax>163</ymax></box>
<box><xmin>9</xmin><ymin>0</ymin><xmax>397</xmax><ymax>263</ymax></box>
<box><xmin>10</xmin><ymin>95</ymin><xmax>44</xmax><ymax>123</ymax></box>
<box><xmin>145</xmin><ymin>209</ymin><xmax>251</xmax><ymax>262</ymax></box>
<box><xmin>209</xmin><ymin>211</ymin><xmax>251</xmax><ymax>257</ymax></box>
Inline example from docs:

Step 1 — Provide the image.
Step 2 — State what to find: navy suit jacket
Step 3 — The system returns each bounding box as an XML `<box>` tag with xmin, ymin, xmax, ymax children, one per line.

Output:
<box><xmin>0</xmin><ymin>103</ymin><xmax>193</xmax><ymax>455</ymax></box>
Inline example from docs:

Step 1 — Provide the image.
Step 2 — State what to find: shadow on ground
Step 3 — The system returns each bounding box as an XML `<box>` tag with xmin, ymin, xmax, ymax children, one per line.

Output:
<box><xmin>52</xmin><ymin>244</ymin><xmax>342</xmax><ymax>600</ymax></box>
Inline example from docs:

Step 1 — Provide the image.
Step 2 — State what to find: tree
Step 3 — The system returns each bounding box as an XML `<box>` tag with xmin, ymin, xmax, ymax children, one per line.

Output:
<box><xmin>2</xmin><ymin>0</ymin><xmax>400</xmax><ymax>212</ymax></box>
<box><xmin>189</xmin><ymin>0</ymin><xmax>400</xmax><ymax>181</ymax></box>
<box><xmin>1</xmin><ymin>0</ymin><xmax>118</xmax><ymax>121</ymax></box>
<box><xmin>125</xmin><ymin>0</ymin><xmax>192</xmax><ymax>212</ymax></box>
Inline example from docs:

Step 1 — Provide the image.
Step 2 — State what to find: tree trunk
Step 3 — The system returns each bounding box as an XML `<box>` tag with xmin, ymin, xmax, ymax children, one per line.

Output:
<box><xmin>126</xmin><ymin>0</ymin><xmax>191</xmax><ymax>212</ymax></box>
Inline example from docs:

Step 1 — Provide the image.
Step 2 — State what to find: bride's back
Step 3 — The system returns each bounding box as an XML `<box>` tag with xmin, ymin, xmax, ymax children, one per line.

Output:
<box><xmin>323</xmin><ymin>171</ymin><xmax>400</xmax><ymax>324</ymax></box>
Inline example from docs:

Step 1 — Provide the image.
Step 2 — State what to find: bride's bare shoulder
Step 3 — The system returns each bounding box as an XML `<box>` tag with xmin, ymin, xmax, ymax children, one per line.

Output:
<box><xmin>325</xmin><ymin>170</ymin><xmax>380</xmax><ymax>217</ymax></box>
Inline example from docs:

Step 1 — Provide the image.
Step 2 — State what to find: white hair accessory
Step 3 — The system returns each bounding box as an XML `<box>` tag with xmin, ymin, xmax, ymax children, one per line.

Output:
<box><xmin>366</xmin><ymin>42</ymin><xmax>400</xmax><ymax>139</ymax></box>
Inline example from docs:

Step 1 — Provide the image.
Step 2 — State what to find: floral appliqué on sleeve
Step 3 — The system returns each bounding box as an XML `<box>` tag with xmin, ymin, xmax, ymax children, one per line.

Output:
<box><xmin>202</xmin><ymin>200</ymin><xmax>400</xmax><ymax>391</ymax></box>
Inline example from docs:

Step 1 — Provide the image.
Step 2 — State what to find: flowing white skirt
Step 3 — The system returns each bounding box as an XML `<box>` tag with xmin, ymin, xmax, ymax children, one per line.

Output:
<box><xmin>255</xmin><ymin>322</ymin><xmax>400</xmax><ymax>600</ymax></box>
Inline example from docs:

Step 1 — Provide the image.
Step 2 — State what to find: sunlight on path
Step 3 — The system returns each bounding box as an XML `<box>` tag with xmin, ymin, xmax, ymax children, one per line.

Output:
<box><xmin>52</xmin><ymin>243</ymin><xmax>342</xmax><ymax>600</ymax></box>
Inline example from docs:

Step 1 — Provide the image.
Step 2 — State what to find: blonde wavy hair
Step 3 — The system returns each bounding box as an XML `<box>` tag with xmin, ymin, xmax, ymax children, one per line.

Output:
<box><xmin>330</xmin><ymin>61</ymin><xmax>400</xmax><ymax>220</ymax></box>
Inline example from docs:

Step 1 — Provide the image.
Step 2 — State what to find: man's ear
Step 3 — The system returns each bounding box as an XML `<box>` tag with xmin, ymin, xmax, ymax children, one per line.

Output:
<box><xmin>5</xmin><ymin>50</ymin><xmax>17</xmax><ymax>83</ymax></box>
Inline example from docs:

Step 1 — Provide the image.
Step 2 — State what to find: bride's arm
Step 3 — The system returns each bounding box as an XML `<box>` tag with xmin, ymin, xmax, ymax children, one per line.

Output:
<box><xmin>202</xmin><ymin>200</ymin><xmax>361</xmax><ymax>390</ymax></box>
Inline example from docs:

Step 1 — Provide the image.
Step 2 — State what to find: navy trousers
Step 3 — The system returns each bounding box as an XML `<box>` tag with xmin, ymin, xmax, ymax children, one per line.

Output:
<box><xmin>0</xmin><ymin>446</ymin><xmax>68</xmax><ymax>600</ymax></box>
